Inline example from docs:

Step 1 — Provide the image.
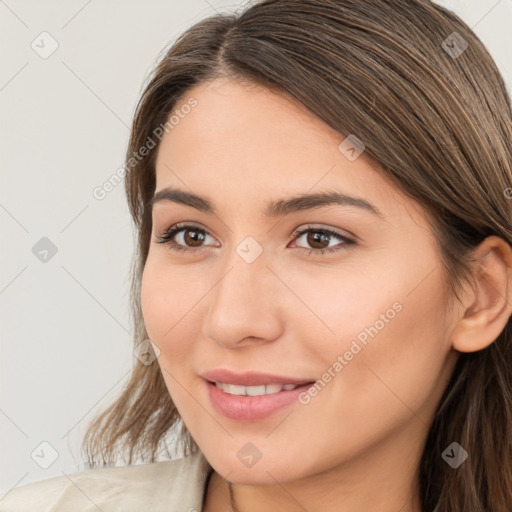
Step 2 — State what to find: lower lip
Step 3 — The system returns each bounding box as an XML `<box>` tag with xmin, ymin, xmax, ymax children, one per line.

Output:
<box><xmin>204</xmin><ymin>379</ymin><xmax>315</xmax><ymax>421</ymax></box>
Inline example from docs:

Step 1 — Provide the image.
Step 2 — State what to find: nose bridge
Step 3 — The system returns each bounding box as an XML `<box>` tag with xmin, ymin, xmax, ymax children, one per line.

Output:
<box><xmin>217</xmin><ymin>232</ymin><xmax>272</xmax><ymax>302</ymax></box>
<box><xmin>202</xmin><ymin>237</ymin><xmax>283</xmax><ymax>347</ymax></box>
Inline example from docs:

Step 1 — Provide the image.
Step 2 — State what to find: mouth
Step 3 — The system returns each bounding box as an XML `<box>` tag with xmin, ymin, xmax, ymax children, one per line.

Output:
<box><xmin>208</xmin><ymin>380</ymin><xmax>315</xmax><ymax>396</ymax></box>
<box><xmin>200</xmin><ymin>368</ymin><xmax>316</xmax><ymax>387</ymax></box>
<box><xmin>203</xmin><ymin>378</ymin><xmax>316</xmax><ymax>421</ymax></box>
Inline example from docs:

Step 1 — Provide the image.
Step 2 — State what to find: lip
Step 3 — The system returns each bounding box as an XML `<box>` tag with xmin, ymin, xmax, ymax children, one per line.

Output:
<box><xmin>201</xmin><ymin>369</ymin><xmax>315</xmax><ymax>387</ymax></box>
<box><xmin>204</xmin><ymin>380</ymin><xmax>315</xmax><ymax>421</ymax></box>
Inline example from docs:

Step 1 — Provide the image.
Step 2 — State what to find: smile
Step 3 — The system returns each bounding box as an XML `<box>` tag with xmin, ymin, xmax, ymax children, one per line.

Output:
<box><xmin>213</xmin><ymin>382</ymin><xmax>303</xmax><ymax>396</ymax></box>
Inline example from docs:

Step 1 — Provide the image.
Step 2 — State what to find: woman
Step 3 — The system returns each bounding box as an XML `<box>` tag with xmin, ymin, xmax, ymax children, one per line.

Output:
<box><xmin>1</xmin><ymin>0</ymin><xmax>511</xmax><ymax>510</ymax></box>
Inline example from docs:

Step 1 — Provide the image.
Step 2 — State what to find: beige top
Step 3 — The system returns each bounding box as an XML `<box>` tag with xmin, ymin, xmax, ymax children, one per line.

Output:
<box><xmin>0</xmin><ymin>451</ymin><xmax>214</xmax><ymax>512</ymax></box>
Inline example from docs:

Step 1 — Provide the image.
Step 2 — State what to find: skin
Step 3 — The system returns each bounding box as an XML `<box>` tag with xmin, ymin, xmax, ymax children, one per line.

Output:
<box><xmin>140</xmin><ymin>77</ymin><xmax>512</xmax><ymax>512</ymax></box>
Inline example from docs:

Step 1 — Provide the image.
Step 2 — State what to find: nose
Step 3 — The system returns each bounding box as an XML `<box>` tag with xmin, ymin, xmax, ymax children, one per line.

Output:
<box><xmin>201</xmin><ymin>247</ymin><xmax>284</xmax><ymax>349</ymax></box>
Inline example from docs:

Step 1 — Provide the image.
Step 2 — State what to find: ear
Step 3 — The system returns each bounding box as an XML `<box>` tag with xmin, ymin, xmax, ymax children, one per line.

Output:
<box><xmin>451</xmin><ymin>236</ymin><xmax>512</xmax><ymax>353</ymax></box>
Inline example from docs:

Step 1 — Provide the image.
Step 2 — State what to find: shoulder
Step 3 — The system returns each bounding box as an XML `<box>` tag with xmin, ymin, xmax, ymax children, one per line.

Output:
<box><xmin>0</xmin><ymin>450</ymin><xmax>212</xmax><ymax>512</ymax></box>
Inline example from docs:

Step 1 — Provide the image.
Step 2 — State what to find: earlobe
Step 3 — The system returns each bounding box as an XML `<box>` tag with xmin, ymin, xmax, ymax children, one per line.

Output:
<box><xmin>451</xmin><ymin>236</ymin><xmax>512</xmax><ymax>354</ymax></box>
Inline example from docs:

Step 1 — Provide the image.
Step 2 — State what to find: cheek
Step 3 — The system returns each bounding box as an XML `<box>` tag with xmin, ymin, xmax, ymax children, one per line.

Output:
<box><xmin>140</xmin><ymin>258</ymin><xmax>202</xmax><ymax>363</ymax></box>
<box><xmin>279</xmin><ymin>258</ymin><xmax>404</xmax><ymax>360</ymax></box>
<box><xmin>314</xmin><ymin>266</ymin><xmax>451</xmax><ymax>425</ymax></box>
<box><xmin>292</xmin><ymin>244</ymin><xmax>451</xmax><ymax>400</ymax></box>
<box><xmin>140</xmin><ymin>260</ymin><xmax>206</xmax><ymax>416</ymax></box>
<box><xmin>290</xmin><ymin>270</ymin><xmax>452</xmax><ymax>466</ymax></box>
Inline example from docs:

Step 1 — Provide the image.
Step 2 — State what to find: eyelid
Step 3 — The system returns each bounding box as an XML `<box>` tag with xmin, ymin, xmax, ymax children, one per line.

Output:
<box><xmin>290</xmin><ymin>223</ymin><xmax>355</xmax><ymax>241</ymax></box>
<box><xmin>155</xmin><ymin>222</ymin><xmax>356</xmax><ymax>254</ymax></box>
<box><xmin>155</xmin><ymin>222</ymin><xmax>218</xmax><ymax>248</ymax></box>
<box><xmin>157</xmin><ymin>221</ymin><xmax>348</xmax><ymax>245</ymax></box>
<box><xmin>289</xmin><ymin>224</ymin><xmax>355</xmax><ymax>251</ymax></box>
<box><xmin>156</xmin><ymin>222</ymin><xmax>351</xmax><ymax>240</ymax></box>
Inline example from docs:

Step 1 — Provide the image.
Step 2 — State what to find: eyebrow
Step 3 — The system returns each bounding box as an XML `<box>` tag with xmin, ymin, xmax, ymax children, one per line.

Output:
<box><xmin>149</xmin><ymin>186</ymin><xmax>383</xmax><ymax>218</ymax></box>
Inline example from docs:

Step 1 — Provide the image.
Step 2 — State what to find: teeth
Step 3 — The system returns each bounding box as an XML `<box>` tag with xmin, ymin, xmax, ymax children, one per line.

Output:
<box><xmin>214</xmin><ymin>382</ymin><xmax>300</xmax><ymax>396</ymax></box>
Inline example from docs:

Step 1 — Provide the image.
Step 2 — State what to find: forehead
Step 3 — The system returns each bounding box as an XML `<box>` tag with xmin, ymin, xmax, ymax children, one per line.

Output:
<box><xmin>157</xmin><ymin>77</ymin><xmax>346</xmax><ymax>170</ymax></box>
<box><xmin>153</xmin><ymin>78</ymin><xmax>423</xmax><ymax>223</ymax></box>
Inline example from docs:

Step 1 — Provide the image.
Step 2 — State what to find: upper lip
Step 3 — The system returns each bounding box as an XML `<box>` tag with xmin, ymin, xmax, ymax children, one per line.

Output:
<box><xmin>201</xmin><ymin>369</ymin><xmax>315</xmax><ymax>387</ymax></box>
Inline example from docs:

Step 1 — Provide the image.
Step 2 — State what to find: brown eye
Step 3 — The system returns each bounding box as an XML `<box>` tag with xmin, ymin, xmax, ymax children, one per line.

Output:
<box><xmin>156</xmin><ymin>224</ymin><xmax>218</xmax><ymax>252</ymax></box>
<box><xmin>182</xmin><ymin>228</ymin><xmax>206</xmax><ymax>247</ymax></box>
<box><xmin>305</xmin><ymin>231</ymin><xmax>331</xmax><ymax>249</ymax></box>
<box><xmin>291</xmin><ymin>225</ymin><xmax>355</xmax><ymax>256</ymax></box>
<box><xmin>156</xmin><ymin>223</ymin><xmax>355</xmax><ymax>256</ymax></box>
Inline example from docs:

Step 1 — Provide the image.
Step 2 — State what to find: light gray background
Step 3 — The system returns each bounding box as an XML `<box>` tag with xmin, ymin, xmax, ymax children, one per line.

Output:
<box><xmin>1</xmin><ymin>0</ymin><xmax>511</xmax><ymax>493</ymax></box>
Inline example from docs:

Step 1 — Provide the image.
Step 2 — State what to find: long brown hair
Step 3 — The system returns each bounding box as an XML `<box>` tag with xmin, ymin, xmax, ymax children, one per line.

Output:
<box><xmin>82</xmin><ymin>1</ymin><xmax>512</xmax><ymax>510</ymax></box>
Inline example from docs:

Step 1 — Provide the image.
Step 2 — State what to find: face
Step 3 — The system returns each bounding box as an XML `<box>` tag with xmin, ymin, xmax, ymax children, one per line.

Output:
<box><xmin>141</xmin><ymin>77</ymin><xmax>459</xmax><ymax>484</ymax></box>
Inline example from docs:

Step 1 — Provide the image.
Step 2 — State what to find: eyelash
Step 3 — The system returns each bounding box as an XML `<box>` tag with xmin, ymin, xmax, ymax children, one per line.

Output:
<box><xmin>155</xmin><ymin>223</ymin><xmax>355</xmax><ymax>256</ymax></box>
